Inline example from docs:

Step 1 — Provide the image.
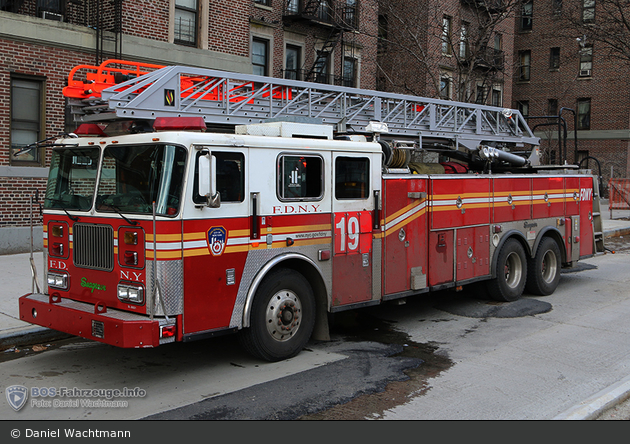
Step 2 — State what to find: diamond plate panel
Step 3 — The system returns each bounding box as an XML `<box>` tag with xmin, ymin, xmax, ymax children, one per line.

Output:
<box><xmin>146</xmin><ymin>259</ymin><xmax>184</xmax><ymax>316</ymax></box>
<box><xmin>228</xmin><ymin>245</ymin><xmax>332</xmax><ymax>328</ymax></box>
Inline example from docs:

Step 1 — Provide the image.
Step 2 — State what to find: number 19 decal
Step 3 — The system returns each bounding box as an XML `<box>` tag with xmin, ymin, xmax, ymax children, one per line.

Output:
<box><xmin>335</xmin><ymin>214</ymin><xmax>359</xmax><ymax>253</ymax></box>
<box><xmin>334</xmin><ymin>212</ymin><xmax>371</xmax><ymax>255</ymax></box>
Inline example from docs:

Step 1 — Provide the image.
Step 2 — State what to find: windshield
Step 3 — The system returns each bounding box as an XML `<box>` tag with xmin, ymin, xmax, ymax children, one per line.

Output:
<box><xmin>96</xmin><ymin>144</ymin><xmax>187</xmax><ymax>216</ymax></box>
<box><xmin>44</xmin><ymin>147</ymin><xmax>100</xmax><ymax>211</ymax></box>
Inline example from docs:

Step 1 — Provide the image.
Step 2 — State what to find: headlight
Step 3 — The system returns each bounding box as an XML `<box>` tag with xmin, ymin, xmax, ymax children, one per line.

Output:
<box><xmin>47</xmin><ymin>271</ymin><xmax>68</xmax><ymax>290</ymax></box>
<box><xmin>117</xmin><ymin>283</ymin><xmax>144</xmax><ymax>304</ymax></box>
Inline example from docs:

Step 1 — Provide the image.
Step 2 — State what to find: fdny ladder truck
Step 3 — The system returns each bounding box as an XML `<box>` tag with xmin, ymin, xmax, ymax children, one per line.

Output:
<box><xmin>19</xmin><ymin>60</ymin><xmax>605</xmax><ymax>361</ymax></box>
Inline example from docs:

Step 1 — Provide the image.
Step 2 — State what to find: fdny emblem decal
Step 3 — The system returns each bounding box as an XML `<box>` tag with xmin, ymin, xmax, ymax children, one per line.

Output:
<box><xmin>207</xmin><ymin>227</ymin><xmax>227</xmax><ymax>256</ymax></box>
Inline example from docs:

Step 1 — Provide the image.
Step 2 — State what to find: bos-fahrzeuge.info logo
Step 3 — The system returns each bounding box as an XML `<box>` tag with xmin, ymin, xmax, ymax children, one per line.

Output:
<box><xmin>6</xmin><ymin>385</ymin><xmax>146</xmax><ymax>411</ymax></box>
<box><xmin>6</xmin><ymin>385</ymin><xmax>28</xmax><ymax>411</ymax></box>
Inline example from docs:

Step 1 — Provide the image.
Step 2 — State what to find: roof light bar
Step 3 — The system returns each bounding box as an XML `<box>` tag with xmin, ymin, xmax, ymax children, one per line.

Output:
<box><xmin>153</xmin><ymin>117</ymin><xmax>207</xmax><ymax>132</ymax></box>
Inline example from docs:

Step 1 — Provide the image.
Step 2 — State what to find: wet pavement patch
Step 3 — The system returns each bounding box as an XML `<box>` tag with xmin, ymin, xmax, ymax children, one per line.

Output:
<box><xmin>436</xmin><ymin>297</ymin><xmax>552</xmax><ymax>318</ymax></box>
<box><xmin>561</xmin><ymin>262</ymin><xmax>598</xmax><ymax>274</ymax></box>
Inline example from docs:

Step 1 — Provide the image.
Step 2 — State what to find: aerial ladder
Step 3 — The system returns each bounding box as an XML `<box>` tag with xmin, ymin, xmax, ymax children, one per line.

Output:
<box><xmin>63</xmin><ymin>59</ymin><xmax>541</xmax><ymax>172</ymax></box>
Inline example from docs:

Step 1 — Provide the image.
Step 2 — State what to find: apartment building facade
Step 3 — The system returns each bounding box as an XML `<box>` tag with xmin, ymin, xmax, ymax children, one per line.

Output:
<box><xmin>0</xmin><ymin>0</ymin><xmax>378</xmax><ymax>253</ymax></box>
<box><xmin>512</xmin><ymin>0</ymin><xmax>630</xmax><ymax>190</ymax></box>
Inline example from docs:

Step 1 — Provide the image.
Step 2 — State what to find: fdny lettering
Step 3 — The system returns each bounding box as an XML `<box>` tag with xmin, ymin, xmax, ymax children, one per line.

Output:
<box><xmin>580</xmin><ymin>188</ymin><xmax>593</xmax><ymax>201</ymax></box>
<box><xmin>49</xmin><ymin>260</ymin><xmax>68</xmax><ymax>270</ymax></box>
<box><xmin>120</xmin><ymin>270</ymin><xmax>144</xmax><ymax>281</ymax></box>
<box><xmin>273</xmin><ymin>204</ymin><xmax>321</xmax><ymax>214</ymax></box>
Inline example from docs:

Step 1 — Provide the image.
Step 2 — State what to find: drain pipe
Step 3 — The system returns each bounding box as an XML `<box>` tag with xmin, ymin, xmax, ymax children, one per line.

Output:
<box><xmin>29</xmin><ymin>193</ymin><xmax>41</xmax><ymax>294</ymax></box>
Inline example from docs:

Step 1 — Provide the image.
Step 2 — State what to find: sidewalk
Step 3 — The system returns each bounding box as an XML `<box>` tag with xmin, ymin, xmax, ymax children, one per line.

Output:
<box><xmin>1</xmin><ymin>200</ymin><xmax>630</xmax><ymax>419</ymax></box>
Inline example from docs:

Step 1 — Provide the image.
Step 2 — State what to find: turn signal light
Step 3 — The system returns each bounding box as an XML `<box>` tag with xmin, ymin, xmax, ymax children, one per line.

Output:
<box><xmin>51</xmin><ymin>224</ymin><xmax>64</xmax><ymax>237</ymax></box>
<box><xmin>124</xmin><ymin>231</ymin><xmax>138</xmax><ymax>245</ymax></box>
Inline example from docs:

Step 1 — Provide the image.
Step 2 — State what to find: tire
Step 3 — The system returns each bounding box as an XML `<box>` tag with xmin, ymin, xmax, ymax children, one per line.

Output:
<box><xmin>487</xmin><ymin>238</ymin><xmax>528</xmax><ymax>302</ymax></box>
<box><xmin>526</xmin><ymin>237</ymin><xmax>561</xmax><ymax>296</ymax></box>
<box><xmin>238</xmin><ymin>268</ymin><xmax>316</xmax><ymax>362</ymax></box>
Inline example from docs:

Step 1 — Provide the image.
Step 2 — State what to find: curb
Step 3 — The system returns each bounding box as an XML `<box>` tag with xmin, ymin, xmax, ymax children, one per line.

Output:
<box><xmin>604</xmin><ymin>227</ymin><xmax>630</xmax><ymax>239</ymax></box>
<box><xmin>553</xmin><ymin>375</ymin><xmax>630</xmax><ymax>420</ymax></box>
<box><xmin>0</xmin><ymin>325</ymin><xmax>73</xmax><ymax>351</ymax></box>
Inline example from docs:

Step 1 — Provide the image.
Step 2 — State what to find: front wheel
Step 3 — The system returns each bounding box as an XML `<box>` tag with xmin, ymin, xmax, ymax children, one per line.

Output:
<box><xmin>487</xmin><ymin>238</ymin><xmax>528</xmax><ymax>302</ymax></box>
<box><xmin>238</xmin><ymin>268</ymin><xmax>316</xmax><ymax>362</ymax></box>
<box><xmin>526</xmin><ymin>237</ymin><xmax>561</xmax><ymax>296</ymax></box>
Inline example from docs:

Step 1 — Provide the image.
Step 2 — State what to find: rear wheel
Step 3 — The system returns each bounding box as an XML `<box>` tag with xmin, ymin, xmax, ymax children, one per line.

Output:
<box><xmin>239</xmin><ymin>268</ymin><xmax>315</xmax><ymax>362</ymax></box>
<box><xmin>487</xmin><ymin>238</ymin><xmax>528</xmax><ymax>302</ymax></box>
<box><xmin>526</xmin><ymin>237</ymin><xmax>561</xmax><ymax>296</ymax></box>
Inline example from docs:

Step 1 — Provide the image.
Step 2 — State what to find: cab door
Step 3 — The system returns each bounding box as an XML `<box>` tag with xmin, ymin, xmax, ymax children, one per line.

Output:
<box><xmin>331</xmin><ymin>153</ymin><xmax>375</xmax><ymax>307</ymax></box>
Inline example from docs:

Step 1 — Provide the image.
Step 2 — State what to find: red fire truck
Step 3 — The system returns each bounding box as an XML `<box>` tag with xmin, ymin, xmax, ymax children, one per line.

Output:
<box><xmin>19</xmin><ymin>60</ymin><xmax>605</xmax><ymax>361</ymax></box>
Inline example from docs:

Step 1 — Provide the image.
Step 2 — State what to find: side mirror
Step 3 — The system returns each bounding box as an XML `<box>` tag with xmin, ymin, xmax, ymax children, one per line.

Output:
<box><xmin>198</xmin><ymin>152</ymin><xmax>220</xmax><ymax>208</ymax></box>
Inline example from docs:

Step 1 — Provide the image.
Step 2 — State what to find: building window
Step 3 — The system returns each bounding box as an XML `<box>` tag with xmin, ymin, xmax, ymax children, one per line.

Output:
<box><xmin>550</xmin><ymin>47</ymin><xmax>560</xmax><ymax>70</ymax></box>
<box><xmin>254</xmin><ymin>0</ymin><xmax>271</xmax><ymax>6</ymax></box>
<box><xmin>442</xmin><ymin>16</ymin><xmax>452</xmax><ymax>55</ymax></box>
<box><xmin>284</xmin><ymin>45</ymin><xmax>301</xmax><ymax>80</ymax></box>
<box><xmin>577</xmin><ymin>98</ymin><xmax>591</xmax><ymax>130</ymax></box>
<box><xmin>440</xmin><ymin>75</ymin><xmax>451</xmax><ymax>100</ymax></box>
<box><xmin>579</xmin><ymin>45</ymin><xmax>593</xmax><ymax>77</ymax></box>
<box><xmin>10</xmin><ymin>76</ymin><xmax>45</xmax><ymax>166</ymax></box>
<box><xmin>548</xmin><ymin>98</ymin><xmax>558</xmax><ymax>117</ymax></box>
<box><xmin>516</xmin><ymin>100</ymin><xmax>529</xmax><ymax>118</ymax></box>
<box><xmin>313</xmin><ymin>58</ymin><xmax>330</xmax><ymax>84</ymax></box>
<box><xmin>576</xmin><ymin>150</ymin><xmax>590</xmax><ymax>167</ymax></box>
<box><xmin>317</xmin><ymin>0</ymin><xmax>331</xmax><ymax>21</ymax></box>
<box><xmin>583</xmin><ymin>0</ymin><xmax>595</xmax><ymax>23</ymax></box>
<box><xmin>494</xmin><ymin>33</ymin><xmax>502</xmax><ymax>51</ymax></box>
<box><xmin>518</xmin><ymin>50</ymin><xmax>531</xmax><ymax>81</ymax></box>
<box><xmin>286</xmin><ymin>0</ymin><xmax>298</xmax><ymax>13</ymax></box>
<box><xmin>37</xmin><ymin>0</ymin><xmax>65</xmax><ymax>19</ymax></box>
<box><xmin>175</xmin><ymin>0</ymin><xmax>198</xmax><ymax>46</ymax></box>
<box><xmin>343</xmin><ymin>0</ymin><xmax>358</xmax><ymax>28</ymax></box>
<box><xmin>343</xmin><ymin>57</ymin><xmax>357</xmax><ymax>87</ymax></box>
<box><xmin>459</xmin><ymin>23</ymin><xmax>469</xmax><ymax>59</ymax></box>
<box><xmin>378</xmin><ymin>15</ymin><xmax>388</xmax><ymax>56</ymax></box>
<box><xmin>553</xmin><ymin>0</ymin><xmax>563</xmax><ymax>14</ymax></box>
<box><xmin>492</xmin><ymin>88</ymin><xmax>502</xmax><ymax>107</ymax></box>
<box><xmin>252</xmin><ymin>38</ymin><xmax>269</xmax><ymax>76</ymax></box>
<box><xmin>475</xmin><ymin>85</ymin><xmax>486</xmax><ymax>104</ymax></box>
<box><xmin>521</xmin><ymin>0</ymin><xmax>533</xmax><ymax>31</ymax></box>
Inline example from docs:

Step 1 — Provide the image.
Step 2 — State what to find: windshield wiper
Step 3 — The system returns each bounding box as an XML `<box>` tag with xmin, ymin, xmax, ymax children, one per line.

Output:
<box><xmin>46</xmin><ymin>199</ymin><xmax>80</xmax><ymax>222</ymax></box>
<box><xmin>99</xmin><ymin>202</ymin><xmax>139</xmax><ymax>226</ymax></box>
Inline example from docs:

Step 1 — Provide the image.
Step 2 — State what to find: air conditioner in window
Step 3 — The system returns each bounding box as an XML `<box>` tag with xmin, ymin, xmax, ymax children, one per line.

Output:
<box><xmin>579</xmin><ymin>69</ymin><xmax>592</xmax><ymax>77</ymax></box>
<box><xmin>41</xmin><ymin>11</ymin><xmax>64</xmax><ymax>21</ymax></box>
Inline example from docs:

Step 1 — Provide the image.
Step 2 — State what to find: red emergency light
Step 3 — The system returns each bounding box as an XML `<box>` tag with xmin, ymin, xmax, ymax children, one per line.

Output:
<box><xmin>74</xmin><ymin>123</ymin><xmax>107</xmax><ymax>137</ymax></box>
<box><xmin>153</xmin><ymin>116</ymin><xmax>207</xmax><ymax>132</ymax></box>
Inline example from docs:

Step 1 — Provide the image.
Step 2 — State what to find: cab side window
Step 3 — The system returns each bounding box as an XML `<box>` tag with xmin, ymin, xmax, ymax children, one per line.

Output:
<box><xmin>335</xmin><ymin>157</ymin><xmax>369</xmax><ymax>199</ymax></box>
<box><xmin>278</xmin><ymin>154</ymin><xmax>323</xmax><ymax>200</ymax></box>
<box><xmin>193</xmin><ymin>151</ymin><xmax>245</xmax><ymax>204</ymax></box>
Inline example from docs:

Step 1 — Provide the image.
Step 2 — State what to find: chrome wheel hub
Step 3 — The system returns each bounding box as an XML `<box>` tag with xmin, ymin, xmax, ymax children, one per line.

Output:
<box><xmin>266</xmin><ymin>290</ymin><xmax>302</xmax><ymax>342</ymax></box>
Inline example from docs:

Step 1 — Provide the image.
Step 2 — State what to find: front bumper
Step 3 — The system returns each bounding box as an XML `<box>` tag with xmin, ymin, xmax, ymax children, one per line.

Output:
<box><xmin>19</xmin><ymin>293</ymin><xmax>172</xmax><ymax>348</ymax></box>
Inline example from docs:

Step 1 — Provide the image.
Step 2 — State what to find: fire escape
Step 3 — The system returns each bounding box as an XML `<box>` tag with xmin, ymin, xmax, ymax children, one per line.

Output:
<box><xmin>459</xmin><ymin>0</ymin><xmax>507</xmax><ymax>105</ymax></box>
<box><xmin>0</xmin><ymin>0</ymin><xmax>123</xmax><ymax>65</ymax></box>
<box><xmin>283</xmin><ymin>0</ymin><xmax>358</xmax><ymax>85</ymax></box>
<box><xmin>93</xmin><ymin>0</ymin><xmax>123</xmax><ymax>65</ymax></box>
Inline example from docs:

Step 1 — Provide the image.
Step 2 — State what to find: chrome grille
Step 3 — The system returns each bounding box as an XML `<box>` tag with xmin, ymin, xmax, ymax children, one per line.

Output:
<box><xmin>73</xmin><ymin>224</ymin><xmax>114</xmax><ymax>271</ymax></box>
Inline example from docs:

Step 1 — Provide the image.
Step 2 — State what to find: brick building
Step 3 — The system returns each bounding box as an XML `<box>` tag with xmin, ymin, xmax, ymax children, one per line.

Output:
<box><xmin>376</xmin><ymin>0</ymin><xmax>515</xmax><ymax>108</ymax></box>
<box><xmin>512</xmin><ymin>0</ymin><xmax>630</xmax><ymax>193</ymax></box>
<box><xmin>0</xmin><ymin>0</ymin><xmax>378</xmax><ymax>254</ymax></box>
